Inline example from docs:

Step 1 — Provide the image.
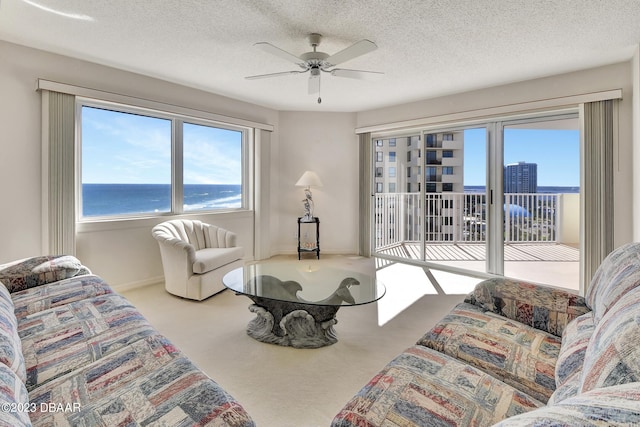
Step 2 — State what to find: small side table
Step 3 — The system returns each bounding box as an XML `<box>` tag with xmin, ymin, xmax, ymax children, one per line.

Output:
<box><xmin>297</xmin><ymin>217</ymin><xmax>320</xmax><ymax>260</ymax></box>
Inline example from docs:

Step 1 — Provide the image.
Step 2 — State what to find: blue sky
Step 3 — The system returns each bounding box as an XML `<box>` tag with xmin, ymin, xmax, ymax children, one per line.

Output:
<box><xmin>81</xmin><ymin>106</ymin><xmax>242</xmax><ymax>184</ymax></box>
<box><xmin>463</xmin><ymin>127</ymin><xmax>580</xmax><ymax>186</ymax></box>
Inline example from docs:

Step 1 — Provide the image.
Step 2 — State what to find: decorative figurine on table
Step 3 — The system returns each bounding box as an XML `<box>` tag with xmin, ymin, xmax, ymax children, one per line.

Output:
<box><xmin>301</xmin><ymin>189</ymin><xmax>314</xmax><ymax>221</ymax></box>
<box><xmin>295</xmin><ymin>170</ymin><xmax>323</xmax><ymax>222</ymax></box>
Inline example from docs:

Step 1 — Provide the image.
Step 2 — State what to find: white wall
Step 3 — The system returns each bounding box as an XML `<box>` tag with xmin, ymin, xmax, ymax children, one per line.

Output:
<box><xmin>0</xmin><ymin>41</ymin><xmax>278</xmax><ymax>286</ymax></box>
<box><xmin>1</xmin><ymin>39</ymin><xmax>637</xmax><ymax>287</ymax></box>
<box><xmin>357</xmin><ymin>62</ymin><xmax>635</xmax><ymax>248</ymax></box>
<box><xmin>273</xmin><ymin>111</ymin><xmax>359</xmax><ymax>255</ymax></box>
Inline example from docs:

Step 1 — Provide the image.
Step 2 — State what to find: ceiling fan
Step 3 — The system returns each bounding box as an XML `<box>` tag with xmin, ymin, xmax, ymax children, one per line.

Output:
<box><xmin>245</xmin><ymin>33</ymin><xmax>383</xmax><ymax>104</ymax></box>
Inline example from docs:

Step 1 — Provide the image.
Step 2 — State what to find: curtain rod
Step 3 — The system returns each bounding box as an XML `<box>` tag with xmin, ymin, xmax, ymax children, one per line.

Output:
<box><xmin>355</xmin><ymin>89</ymin><xmax>623</xmax><ymax>134</ymax></box>
<box><xmin>36</xmin><ymin>78</ymin><xmax>274</xmax><ymax>132</ymax></box>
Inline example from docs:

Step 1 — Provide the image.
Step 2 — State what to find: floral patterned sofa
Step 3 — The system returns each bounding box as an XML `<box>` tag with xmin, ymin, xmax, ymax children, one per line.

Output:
<box><xmin>0</xmin><ymin>255</ymin><xmax>255</xmax><ymax>426</ymax></box>
<box><xmin>333</xmin><ymin>242</ymin><xmax>640</xmax><ymax>426</ymax></box>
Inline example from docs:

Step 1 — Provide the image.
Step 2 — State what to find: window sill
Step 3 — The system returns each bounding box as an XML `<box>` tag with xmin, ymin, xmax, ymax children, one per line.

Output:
<box><xmin>76</xmin><ymin>209</ymin><xmax>254</xmax><ymax>233</ymax></box>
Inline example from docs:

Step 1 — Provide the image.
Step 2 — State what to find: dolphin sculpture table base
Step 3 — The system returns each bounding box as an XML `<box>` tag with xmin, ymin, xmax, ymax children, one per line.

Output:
<box><xmin>246</xmin><ymin>297</ymin><xmax>340</xmax><ymax>348</ymax></box>
<box><xmin>240</xmin><ymin>275</ymin><xmax>360</xmax><ymax>348</ymax></box>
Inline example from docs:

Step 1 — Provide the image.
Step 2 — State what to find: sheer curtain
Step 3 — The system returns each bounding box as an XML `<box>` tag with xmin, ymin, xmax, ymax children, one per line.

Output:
<box><xmin>582</xmin><ymin>99</ymin><xmax>616</xmax><ymax>289</ymax></box>
<box><xmin>358</xmin><ymin>132</ymin><xmax>372</xmax><ymax>257</ymax></box>
<box><xmin>41</xmin><ymin>90</ymin><xmax>76</xmax><ymax>255</ymax></box>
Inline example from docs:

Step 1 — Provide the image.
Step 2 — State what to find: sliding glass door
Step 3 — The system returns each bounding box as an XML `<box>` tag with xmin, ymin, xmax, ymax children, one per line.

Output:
<box><xmin>500</xmin><ymin>115</ymin><xmax>580</xmax><ymax>290</ymax></box>
<box><xmin>371</xmin><ymin>111</ymin><xmax>581</xmax><ymax>290</ymax></box>
<box><xmin>372</xmin><ymin>127</ymin><xmax>490</xmax><ymax>275</ymax></box>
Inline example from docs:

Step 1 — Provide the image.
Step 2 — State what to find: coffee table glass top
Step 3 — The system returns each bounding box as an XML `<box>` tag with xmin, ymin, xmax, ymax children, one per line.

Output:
<box><xmin>223</xmin><ymin>260</ymin><xmax>385</xmax><ymax>307</ymax></box>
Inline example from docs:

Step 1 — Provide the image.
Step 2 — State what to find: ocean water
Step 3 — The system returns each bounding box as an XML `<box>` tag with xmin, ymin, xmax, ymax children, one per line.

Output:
<box><xmin>464</xmin><ymin>186</ymin><xmax>579</xmax><ymax>194</ymax></box>
<box><xmin>82</xmin><ymin>183</ymin><xmax>242</xmax><ymax>217</ymax></box>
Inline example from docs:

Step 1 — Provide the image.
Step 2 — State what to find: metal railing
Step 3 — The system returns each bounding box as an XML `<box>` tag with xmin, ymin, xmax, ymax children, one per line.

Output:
<box><xmin>374</xmin><ymin>192</ymin><xmax>560</xmax><ymax>250</ymax></box>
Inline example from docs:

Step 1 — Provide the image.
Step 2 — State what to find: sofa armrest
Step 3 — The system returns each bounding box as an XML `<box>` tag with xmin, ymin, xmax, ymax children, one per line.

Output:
<box><xmin>0</xmin><ymin>255</ymin><xmax>91</xmax><ymax>293</ymax></box>
<box><xmin>465</xmin><ymin>277</ymin><xmax>590</xmax><ymax>337</ymax></box>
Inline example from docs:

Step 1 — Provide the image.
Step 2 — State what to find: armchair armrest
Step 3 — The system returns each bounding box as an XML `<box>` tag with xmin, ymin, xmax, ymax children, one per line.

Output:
<box><xmin>465</xmin><ymin>277</ymin><xmax>591</xmax><ymax>337</ymax></box>
<box><xmin>0</xmin><ymin>255</ymin><xmax>91</xmax><ymax>293</ymax></box>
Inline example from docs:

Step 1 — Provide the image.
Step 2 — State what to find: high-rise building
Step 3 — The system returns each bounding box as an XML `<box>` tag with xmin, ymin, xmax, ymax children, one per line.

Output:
<box><xmin>373</xmin><ymin>132</ymin><xmax>464</xmax><ymax>195</ymax></box>
<box><xmin>504</xmin><ymin>161</ymin><xmax>537</xmax><ymax>193</ymax></box>
<box><xmin>373</xmin><ymin>132</ymin><xmax>465</xmax><ymax>242</ymax></box>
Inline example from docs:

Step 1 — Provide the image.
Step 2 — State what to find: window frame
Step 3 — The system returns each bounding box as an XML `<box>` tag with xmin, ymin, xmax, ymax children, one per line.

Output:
<box><xmin>76</xmin><ymin>97</ymin><xmax>251</xmax><ymax>221</ymax></box>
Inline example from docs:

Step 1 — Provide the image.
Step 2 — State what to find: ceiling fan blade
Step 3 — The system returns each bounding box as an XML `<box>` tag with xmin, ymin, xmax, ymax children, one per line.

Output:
<box><xmin>308</xmin><ymin>74</ymin><xmax>320</xmax><ymax>94</ymax></box>
<box><xmin>254</xmin><ymin>42</ymin><xmax>306</xmax><ymax>66</ymax></box>
<box><xmin>331</xmin><ymin>68</ymin><xmax>384</xmax><ymax>80</ymax></box>
<box><xmin>325</xmin><ymin>39</ymin><xmax>377</xmax><ymax>67</ymax></box>
<box><xmin>245</xmin><ymin>70</ymin><xmax>306</xmax><ymax>80</ymax></box>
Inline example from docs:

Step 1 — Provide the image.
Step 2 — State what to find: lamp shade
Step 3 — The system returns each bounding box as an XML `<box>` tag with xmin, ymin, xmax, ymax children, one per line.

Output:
<box><xmin>295</xmin><ymin>171</ymin><xmax>323</xmax><ymax>188</ymax></box>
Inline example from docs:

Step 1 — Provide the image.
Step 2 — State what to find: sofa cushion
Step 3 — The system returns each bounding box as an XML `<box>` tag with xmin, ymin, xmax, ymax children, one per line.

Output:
<box><xmin>0</xmin><ymin>256</ymin><xmax>90</xmax><ymax>293</ymax></box>
<box><xmin>580</xmin><ymin>285</ymin><xmax>640</xmax><ymax>393</ymax></box>
<box><xmin>418</xmin><ymin>302</ymin><xmax>560</xmax><ymax>403</ymax></box>
<box><xmin>553</xmin><ymin>311</ymin><xmax>594</xmax><ymax>397</ymax></box>
<box><xmin>586</xmin><ymin>241</ymin><xmax>640</xmax><ymax>323</ymax></box>
<box><xmin>18</xmin><ymin>294</ymin><xmax>157</xmax><ymax>391</ymax></box>
<box><xmin>0</xmin><ymin>364</ymin><xmax>31</xmax><ymax>427</ymax></box>
<box><xmin>193</xmin><ymin>247</ymin><xmax>244</xmax><ymax>274</ymax></box>
<box><xmin>11</xmin><ymin>275</ymin><xmax>113</xmax><ymax>321</ymax></box>
<box><xmin>331</xmin><ymin>345</ymin><xmax>543</xmax><ymax>427</ymax></box>
<box><xmin>0</xmin><ymin>283</ymin><xmax>26</xmax><ymax>384</ymax></box>
<box><xmin>465</xmin><ymin>277</ymin><xmax>589</xmax><ymax>337</ymax></box>
<box><xmin>547</xmin><ymin>370</ymin><xmax>581</xmax><ymax>405</ymax></box>
<box><xmin>28</xmin><ymin>334</ymin><xmax>255</xmax><ymax>427</ymax></box>
<box><xmin>493</xmin><ymin>382</ymin><xmax>640</xmax><ymax>426</ymax></box>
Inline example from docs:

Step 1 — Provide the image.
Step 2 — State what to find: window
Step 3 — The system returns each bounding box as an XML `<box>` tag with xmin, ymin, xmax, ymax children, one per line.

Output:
<box><xmin>389</xmin><ymin>138</ymin><xmax>396</xmax><ymax>147</ymax></box>
<box><xmin>376</xmin><ymin>139</ymin><xmax>383</xmax><ymax>147</ymax></box>
<box><xmin>442</xmin><ymin>183</ymin><xmax>453</xmax><ymax>192</ymax></box>
<box><xmin>407</xmin><ymin>167</ymin><xmax>411</xmax><ymax>177</ymax></box>
<box><xmin>443</xmin><ymin>167</ymin><xmax>454</xmax><ymax>175</ymax></box>
<box><xmin>376</xmin><ymin>151</ymin><xmax>383</xmax><ymax>162</ymax></box>
<box><xmin>376</xmin><ymin>182</ymin><xmax>383</xmax><ymax>193</ymax></box>
<box><xmin>426</xmin><ymin>183</ymin><xmax>437</xmax><ymax>192</ymax></box>
<box><xmin>426</xmin><ymin>167</ymin><xmax>437</xmax><ymax>181</ymax></box>
<box><xmin>376</xmin><ymin>167</ymin><xmax>383</xmax><ymax>177</ymax></box>
<box><xmin>443</xmin><ymin>150</ymin><xmax>454</xmax><ymax>158</ymax></box>
<box><xmin>183</xmin><ymin>122</ymin><xmax>242</xmax><ymax>211</ymax></box>
<box><xmin>389</xmin><ymin>151</ymin><xmax>396</xmax><ymax>162</ymax></box>
<box><xmin>389</xmin><ymin>167</ymin><xmax>396</xmax><ymax>177</ymax></box>
<box><xmin>80</xmin><ymin>103</ymin><xmax>246</xmax><ymax>218</ymax></box>
<box><xmin>389</xmin><ymin>183</ymin><xmax>396</xmax><ymax>192</ymax></box>
<box><xmin>426</xmin><ymin>151</ymin><xmax>439</xmax><ymax>164</ymax></box>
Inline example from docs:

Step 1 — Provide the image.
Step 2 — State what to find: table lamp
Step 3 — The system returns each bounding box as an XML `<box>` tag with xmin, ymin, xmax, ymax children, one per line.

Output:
<box><xmin>295</xmin><ymin>171</ymin><xmax>323</xmax><ymax>221</ymax></box>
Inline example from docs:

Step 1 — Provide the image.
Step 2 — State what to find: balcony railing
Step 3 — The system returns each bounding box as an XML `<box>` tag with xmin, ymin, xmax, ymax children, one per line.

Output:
<box><xmin>374</xmin><ymin>192</ymin><xmax>568</xmax><ymax>250</ymax></box>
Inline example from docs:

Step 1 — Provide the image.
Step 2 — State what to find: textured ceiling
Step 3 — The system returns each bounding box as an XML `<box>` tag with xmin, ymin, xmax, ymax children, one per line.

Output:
<box><xmin>1</xmin><ymin>0</ymin><xmax>640</xmax><ymax>112</ymax></box>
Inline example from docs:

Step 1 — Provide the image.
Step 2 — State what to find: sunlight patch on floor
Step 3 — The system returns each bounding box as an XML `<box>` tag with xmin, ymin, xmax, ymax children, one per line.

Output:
<box><xmin>429</xmin><ymin>269</ymin><xmax>481</xmax><ymax>295</ymax></box>
<box><xmin>375</xmin><ymin>261</ymin><xmax>482</xmax><ymax>326</ymax></box>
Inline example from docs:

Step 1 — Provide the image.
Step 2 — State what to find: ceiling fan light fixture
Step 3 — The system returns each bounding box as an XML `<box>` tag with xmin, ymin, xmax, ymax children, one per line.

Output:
<box><xmin>246</xmin><ymin>33</ymin><xmax>383</xmax><ymax>103</ymax></box>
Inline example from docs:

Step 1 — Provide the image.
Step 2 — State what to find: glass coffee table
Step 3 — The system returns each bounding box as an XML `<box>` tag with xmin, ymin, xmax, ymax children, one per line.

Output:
<box><xmin>222</xmin><ymin>260</ymin><xmax>385</xmax><ymax>348</ymax></box>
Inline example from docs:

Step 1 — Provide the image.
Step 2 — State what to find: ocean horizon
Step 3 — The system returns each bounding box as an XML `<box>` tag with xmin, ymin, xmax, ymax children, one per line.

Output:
<box><xmin>82</xmin><ymin>183</ymin><xmax>242</xmax><ymax>217</ymax></box>
<box><xmin>464</xmin><ymin>185</ymin><xmax>579</xmax><ymax>194</ymax></box>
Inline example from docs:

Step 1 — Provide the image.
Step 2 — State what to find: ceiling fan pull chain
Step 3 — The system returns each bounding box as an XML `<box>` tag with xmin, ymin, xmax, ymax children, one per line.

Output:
<box><xmin>318</xmin><ymin>74</ymin><xmax>322</xmax><ymax>104</ymax></box>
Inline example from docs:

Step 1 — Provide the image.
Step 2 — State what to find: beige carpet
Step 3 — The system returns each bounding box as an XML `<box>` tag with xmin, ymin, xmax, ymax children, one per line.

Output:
<box><xmin>121</xmin><ymin>256</ymin><xmax>469</xmax><ymax>427</ymax></box>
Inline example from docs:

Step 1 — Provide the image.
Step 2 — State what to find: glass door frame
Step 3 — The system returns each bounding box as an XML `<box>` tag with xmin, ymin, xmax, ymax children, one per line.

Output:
<box><xmin>370</xmin><ymin>107</ymin><xmax>581</xmax><ymax>286</ymax></box>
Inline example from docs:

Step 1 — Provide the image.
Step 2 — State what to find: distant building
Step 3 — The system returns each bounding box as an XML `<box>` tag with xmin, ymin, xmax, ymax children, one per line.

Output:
<box><xmin>373</xmin><ymin>132</ymin><xmax>465</xmax><ymax>242</ymax></box>
<box><xmin>504</xmin><ymin>161</ymin><xmax>537</xmax><ymax>193</ymax></box>
<box><xmin>373</xmin><ymin>132</ymin><xmax>464</xmax><ymax>194</ymax></box>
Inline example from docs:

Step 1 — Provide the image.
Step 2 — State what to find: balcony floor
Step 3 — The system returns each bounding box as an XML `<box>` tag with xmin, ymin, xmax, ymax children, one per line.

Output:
<box><xmin>376</xmin><ymin>242</ymin><xmax>580</xmax><ymax>291</ymax></box>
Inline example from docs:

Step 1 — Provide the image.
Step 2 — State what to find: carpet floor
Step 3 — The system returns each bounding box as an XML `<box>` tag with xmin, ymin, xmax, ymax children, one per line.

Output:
<box><xmin>121</xmin><ymin>255</ymin><xmax>471</xmax><ymax>427</ymax></box>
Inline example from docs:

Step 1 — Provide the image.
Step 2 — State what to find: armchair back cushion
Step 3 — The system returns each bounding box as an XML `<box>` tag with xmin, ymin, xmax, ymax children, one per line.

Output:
<box><xmin>153</xmin><ymin>220</ymin><xmax>237</xmax><ymax>251</ymax></box>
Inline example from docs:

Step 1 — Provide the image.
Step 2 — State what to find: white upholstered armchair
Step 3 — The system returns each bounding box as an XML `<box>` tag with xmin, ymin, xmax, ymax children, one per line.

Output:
<box><xmin>151</xmin><ymin>219</ymin><xmax>244</xmax><ymax>300</ymax></box>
